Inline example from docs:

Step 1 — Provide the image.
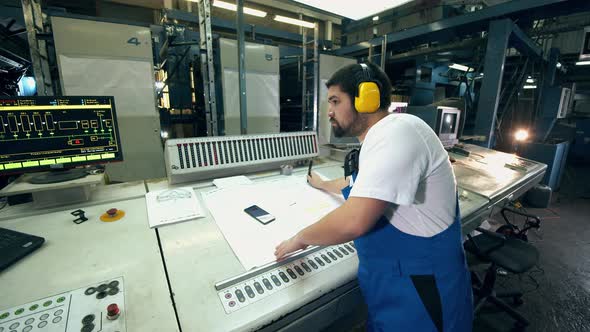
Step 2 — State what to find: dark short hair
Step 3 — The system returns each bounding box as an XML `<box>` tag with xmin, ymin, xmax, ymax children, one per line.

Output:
<box><xmin>325</xmin><ymin>62</ymin><xmax>392</xmax><ymax>112</ymax></box>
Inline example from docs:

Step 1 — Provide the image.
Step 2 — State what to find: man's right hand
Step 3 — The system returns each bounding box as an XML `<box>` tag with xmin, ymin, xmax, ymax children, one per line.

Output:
<box><xmin>307</xmin><ymin>171</ymin><xmax>325</xmax><ymax>190</ymax></box>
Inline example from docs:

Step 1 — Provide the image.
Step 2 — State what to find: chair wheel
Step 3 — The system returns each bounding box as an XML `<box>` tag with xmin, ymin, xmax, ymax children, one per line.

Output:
<box><xmin>513</xmin><ymin>296</ymin><xmax>524</xmax><ymax>306</ymax></box>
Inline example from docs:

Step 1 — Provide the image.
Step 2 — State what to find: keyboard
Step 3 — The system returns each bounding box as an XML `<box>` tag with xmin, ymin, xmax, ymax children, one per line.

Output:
<box><xmin>0</xmin><ymin>227</ymin><xmax>45</xmax><ymax>271</ymax></box>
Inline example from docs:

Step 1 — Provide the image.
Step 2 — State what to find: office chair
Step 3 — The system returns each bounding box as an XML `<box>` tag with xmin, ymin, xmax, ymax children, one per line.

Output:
<box><xmin>464</xmin><ymin>207</ymin><xmax>541</xmax><ymax>330</ymax></box>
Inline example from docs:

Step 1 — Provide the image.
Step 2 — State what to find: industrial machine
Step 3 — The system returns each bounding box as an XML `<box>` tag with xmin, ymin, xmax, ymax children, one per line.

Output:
<box><xmin>1</xmin><ymin>120</ymin><xmax>547</xmax><ymax>332</ymax></box>
<box><xmin>580</xmin><ymin>26</ymin><xmax>590</xmax><ymax>61</ymax></box>
<box><xmin>218</xmin><ymin>38</ymin><xmax>280</xmax><ymax>135</ymax></box>
<box><xmin>407</xmin><ymin>105</ymin><xmax>462</xmax><ymax>148</ymax></box>
<box><xmin>50</xmin><ymin>15</ymin><xmax>165</xmax><ymax>182</ymax></box>
<box><xmin>152</xmin><ymin>133</ymin><xmax>547</xmax><ymax>331</ymax></box>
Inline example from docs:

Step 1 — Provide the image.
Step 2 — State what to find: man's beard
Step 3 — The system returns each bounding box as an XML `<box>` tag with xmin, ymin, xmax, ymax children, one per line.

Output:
<box><xmin>332</xmin><ymin>120</ymin><xmax>347</xmax><ymax>137</ymax></box>
<box><xmin>331</xmin><ymin>113</ymin><xmax>364</xmax><ymax>138</ymax></box>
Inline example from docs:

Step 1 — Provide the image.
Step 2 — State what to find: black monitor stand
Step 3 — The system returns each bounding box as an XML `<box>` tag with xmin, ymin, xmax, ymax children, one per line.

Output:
<box><xmin>29</xmin><ymin>168</ymin><xmax>88</xmax><ymax>184</ymax></box>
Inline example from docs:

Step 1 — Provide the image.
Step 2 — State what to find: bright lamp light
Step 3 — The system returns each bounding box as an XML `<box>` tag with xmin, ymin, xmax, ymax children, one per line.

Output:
<box><xmin>449</xmin><ymin>63</ymin><xmax>474</xmax><ymax>72</ymax></box>
<box><xmin>292</xmin><ymin>0</ymin><xmax>412</xmax><ymax>20</ymax></box>
<box><xmin>274</xmin><ymin>15</ymin><xmax>315</xmax><ymax>28</ymax></box>
<box><xmin>213</xmin><ymin>0</ymin><xmax>267</xmax><ymax>17</ymax></box>
<box><xmin>514</xmin><ymin>129</ymin><xmax>529</xmax><ymax>142</ymax></box>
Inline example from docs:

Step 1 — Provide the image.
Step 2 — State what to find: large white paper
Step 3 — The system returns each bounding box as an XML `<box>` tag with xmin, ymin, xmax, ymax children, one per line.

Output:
<box><xmin>212</xmin><ymin>175</ymin><xmax>253</xmax><ymax>189</ymax></box>
<box><xmin>203</xmin><ymin>175</ymin><xmax>344</xmax><ymax>270</ymax></box>
<box><xmin>146</xmin><ymin>187</ymin><xmax>205</xmax><ymax>228</ymax></box>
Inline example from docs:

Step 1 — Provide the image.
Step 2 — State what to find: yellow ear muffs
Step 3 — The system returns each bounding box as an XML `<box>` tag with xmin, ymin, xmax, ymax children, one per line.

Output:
<box><xmin>355</xmin><ymin>81</ymin><xmax>381</xmax><ymax>113</ymax></box>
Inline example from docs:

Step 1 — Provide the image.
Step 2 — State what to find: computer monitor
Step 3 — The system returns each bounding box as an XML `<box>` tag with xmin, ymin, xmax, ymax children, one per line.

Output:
<box><xmin>580</xmin><ymin>26</ymin><xmax>590</xmax><ymax>61</ymax></box>
<box><xmin>406</xmin><ymin>105</ymin><xmax>461</xmax><ymax>148</ymax></box>
<box><xmin>0</xmin><ymin>96</ymin><xmax>123</xmax><ymax>183</ymax></box>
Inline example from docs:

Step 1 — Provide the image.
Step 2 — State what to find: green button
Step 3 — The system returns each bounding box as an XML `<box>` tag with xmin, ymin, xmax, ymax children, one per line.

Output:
<box><xmin>71</xmin><ymin>156</ymin><xmax>87</xmax><ymax>162</ymax></box>
<box><xmin>4</xmin><ymin>162</ymin><xmax>22</xmax><ymax>170</ymax></box>
<box><xmin>0</xmin><ymin>312</ymin><xmax>9</xmax><ymax>319</ymax></box>
<box><xmin>15</xmin><ymin>308</ymin><xmax>24</xmax><ymax>315</ymax></box>
<box><xmin>57</xmin><ymin>296</ymin><xmax>66</xmax><ymax>303</ymax></box>
<box><xmin>29</xmin><ymin>304</ymin><xmax>39</xmax><ymax>311</ymax></box>
<box><xmin>39</xmin><ymin>159</ymin><xmax>56</xmax><ymax>166</ymax></box>
<box><xmin>22</xmin><ymin>160</ymin><xmax>40</xmax><ymax>167</ymax></box>
<box><xmin>101</xmin><ymin>153</ymin><xmax>115</xmax><ymax>159</ymax></box>
<box><xmin>43</xmin><ymin>300</ymin><xmax>52</xmax><ymax>307</ymax></box>
<box><xmin>87</xmin><ymin>155</ymin><xmax>101</xmax><ymax>161</ymax></box>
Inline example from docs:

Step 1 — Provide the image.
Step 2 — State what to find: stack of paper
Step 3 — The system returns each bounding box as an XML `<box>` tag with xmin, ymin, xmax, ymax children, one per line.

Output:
<box><xmin>146</xmin><ymin>187</ymin><xmax>205</xmax><ymax>228</ymax></box>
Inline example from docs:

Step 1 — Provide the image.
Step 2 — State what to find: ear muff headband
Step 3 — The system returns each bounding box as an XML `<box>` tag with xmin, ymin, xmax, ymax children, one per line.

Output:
<box><xmin>355</xmin><ymin>64</ymin><xmax>381</xmax><ymax>113</ymax></box>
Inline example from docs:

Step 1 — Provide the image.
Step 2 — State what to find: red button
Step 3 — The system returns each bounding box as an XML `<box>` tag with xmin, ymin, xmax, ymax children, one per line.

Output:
<box><xmin>107</xmin><ymin>303</ymin><xmax>120</xmax><ymax>316</ymax></box>
<box><xmin>225</xmin><ymin>293</ymin><xmax>232</xmax><ymax>299</ymax></box>
<box><xmin>229</xmin><ymin>301</ymin><xmax>236</xmax><ymax>307</ymax></box>
<box><xmin>106</xmin><ymin>208</ymin><xmax>118</xmax><ymax>217</ymax></box>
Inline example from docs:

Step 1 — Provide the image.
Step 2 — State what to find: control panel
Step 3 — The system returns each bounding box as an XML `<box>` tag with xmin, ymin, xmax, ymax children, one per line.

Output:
<box><xmin>165</xmin><ymin>132</ymin><xmax>318</xmax><ymax>184</ymax></box>
<box><xmin>216</xmin><ymin>242</ymin><xmax>356</xmax><ymax>314</ymax></box>
<box><xmin>0</xmin><ymin>96</ymin><xmax>123</xmax><ymax>174</ymax></box>
<box><xmin>0</xmin><ymin>277</ymin><xmax>126</xmax><ymax>332</ymax></box>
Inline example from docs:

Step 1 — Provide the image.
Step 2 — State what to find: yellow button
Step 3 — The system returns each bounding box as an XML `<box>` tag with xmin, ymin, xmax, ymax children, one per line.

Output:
<box><xmin>39</xmin><ymin>159</ymin><xmax>56</xmax><ymax>166</ymax></box>
<box><xmin>22</xmin><ymin>161</ymin><xmax>40</xmax><ymax>167</ymax></box>
<box><xmin>101</xmin><ymin>153</ymin><xmax>115</xmax><ymax>159</ymax></box>
<box><xmin>71</xmin><ymin>156</ymin><xmax>87</xmax><ymax>162</ymax></box>
<box><xmin>87</xmin><ymin>155</ymin><xmax>102</xmax><ymax>161</ymax></box>
<box><xmin>0</xmin><ymin>165</ymin><xmax>4</xmax><ymax>170</ymax></box>
<box><xmin>5</xmin><ymin>163</ymin><xmax>22</xmax><ymax>169</ymax></box>
<box><xmin>55</xmin><ymin>158</ymin><xmax>72</xmax><ymax>164</ymax></box>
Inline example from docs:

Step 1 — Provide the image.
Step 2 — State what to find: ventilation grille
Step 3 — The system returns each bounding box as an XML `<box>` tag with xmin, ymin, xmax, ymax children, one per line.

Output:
<box><xmin>165</xmin><ymin>132</ymin><xmax>318</xmax><ymax>183</ymax></box>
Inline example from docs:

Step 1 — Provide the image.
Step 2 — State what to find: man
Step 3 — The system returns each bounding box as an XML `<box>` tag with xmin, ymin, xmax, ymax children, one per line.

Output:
<box><xmin>275</xmin><ymin>63</ymin><xmax>473</xmax><ymax>332</ymax></box>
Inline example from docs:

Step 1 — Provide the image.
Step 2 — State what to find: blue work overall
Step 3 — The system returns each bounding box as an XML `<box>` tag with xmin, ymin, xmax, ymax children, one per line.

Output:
<box><xmin>342</xmin><ymin>173</ymin><xmax>473</xmax><ymax>332</ymax></box>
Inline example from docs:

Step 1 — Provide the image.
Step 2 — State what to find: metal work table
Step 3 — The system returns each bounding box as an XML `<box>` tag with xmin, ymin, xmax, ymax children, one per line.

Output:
<box><xmin>147</xmin><ymin>158</ymin><xmax>500</xmax><ymax>332</ymax></box>
<box><xmin>0</xmin><ymin>180</ymin><xmax>147</xmax><ymax>222</ymax></box>
<box><xmin>0</xmin><ymin>197</ymin><xmax>178</xmax><ymax>332</ymax></box>
<box><xmin>450</xmin><ymin>144</ymin><xmax>547</xmax><ymax>205</ymax></box>
<box><xmin>0</xmin><ymin>144</ymin><xmax>546</xmax><ymax>332</ymax></box>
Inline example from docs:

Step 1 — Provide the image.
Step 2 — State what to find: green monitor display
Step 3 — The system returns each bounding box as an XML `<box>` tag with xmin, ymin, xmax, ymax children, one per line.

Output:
<box><xmin>0</xmin><ymin>96</ymin><xmax>123</xmax><ymax>176</ymax></box>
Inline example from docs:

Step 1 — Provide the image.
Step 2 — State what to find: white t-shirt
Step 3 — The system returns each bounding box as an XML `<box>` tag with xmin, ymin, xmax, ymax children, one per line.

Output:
<box><xmin>349</xmin><ymin>113</ymin><xmax>457</xmax><ymax>237</ymax></box>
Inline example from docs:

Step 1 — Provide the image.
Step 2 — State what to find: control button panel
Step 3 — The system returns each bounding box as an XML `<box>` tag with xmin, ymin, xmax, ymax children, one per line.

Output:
<box><xmin>217</xmin><ymin>242</ymin><xmax>357</xmax><ymax>314</ymax></box>
<box><xmin>0</xmin><ymin>277</ymin><xmax>126</xmax><ymax>332</ymax></box>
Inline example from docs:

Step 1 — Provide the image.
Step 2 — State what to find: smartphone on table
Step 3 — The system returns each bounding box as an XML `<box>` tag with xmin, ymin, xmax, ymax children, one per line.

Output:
<box><xmin>244</xmin><ymin>205</ymin><xmax>275</xmax><ymax>225</ymax></box>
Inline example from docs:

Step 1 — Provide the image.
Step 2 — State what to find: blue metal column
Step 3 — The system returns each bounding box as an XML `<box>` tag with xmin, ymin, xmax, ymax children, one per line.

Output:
<box><xmin>536</xmin><ymin>47</ymin><xmax>560</xmax><ymax>141</ymax></box>
<box><xmin>473</xmin><ymin>19</ymin><xmax>513</xmax><ymax>148</ymax></box>
<box><xmin>237</xmin><ymin>0</ymin><xmax>247</xmax><ymax>134</ymax></box>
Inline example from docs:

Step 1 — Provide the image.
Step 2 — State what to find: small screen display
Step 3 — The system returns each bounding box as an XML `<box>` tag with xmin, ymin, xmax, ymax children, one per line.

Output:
<box><xmin>245</xmin><ymin>205</ymin><xmax>269</xmax><ymax>218</ymax></box>
<box><xmin>440</xmin><ymin>113</ymin><xmax>457</xmax><ymax>134</ymax></box>
<box><xmin>0</xmin><ymin>96</ymin><xmax>123</xmax><ymax>173</ymax></box>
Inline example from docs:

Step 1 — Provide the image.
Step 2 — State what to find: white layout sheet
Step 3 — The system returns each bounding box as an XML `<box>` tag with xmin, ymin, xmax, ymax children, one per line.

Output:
<box><xmin>203</xmin><ymin>175</ymin><xmax>344</xmax><ymax>270</ymax></box>
<box><xmin>212</xmin><ymin>175</ymin><xmax>253</xmax><ymax>189</ymax></box>
<box><xmin>146</xmin><ymin>187</ymin><xmax>205</xmax><ymax>228</ymax></box>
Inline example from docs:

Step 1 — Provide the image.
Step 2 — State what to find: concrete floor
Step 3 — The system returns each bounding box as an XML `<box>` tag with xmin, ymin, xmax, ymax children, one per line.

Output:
<box><xmin>474</xmin><ymin>165</ymin><xmax>590</xmax><ymax>332</ymax></box>
<box><xmin>328</xmin><ymin>165</ymin><xmax>590</xmax><ymax>332</ymax></box>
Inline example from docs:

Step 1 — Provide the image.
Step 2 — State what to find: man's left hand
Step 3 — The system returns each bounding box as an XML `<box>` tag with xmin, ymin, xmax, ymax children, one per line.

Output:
<box><xmin>275</xmin><ymin>235</ymin><xmax>308</xmax><ymax>261</ymax></box>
